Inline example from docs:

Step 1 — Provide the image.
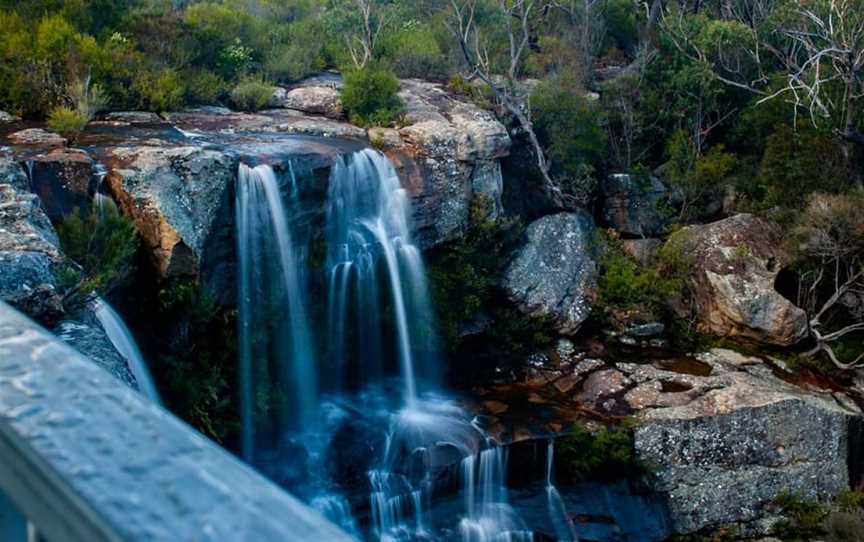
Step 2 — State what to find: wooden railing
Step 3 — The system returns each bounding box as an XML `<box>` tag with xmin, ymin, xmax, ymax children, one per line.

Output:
<box><xmin>0</xmin><ymin>301</ymin><xmax>353</xmax><ymax>542</ymax></box>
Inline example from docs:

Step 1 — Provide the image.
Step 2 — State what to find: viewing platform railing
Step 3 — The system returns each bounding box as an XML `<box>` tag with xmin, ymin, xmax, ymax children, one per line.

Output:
<box><xmin>0</xmin><ymin>301</ymin><xmax>352</xmax><ymax>542</ymax></box>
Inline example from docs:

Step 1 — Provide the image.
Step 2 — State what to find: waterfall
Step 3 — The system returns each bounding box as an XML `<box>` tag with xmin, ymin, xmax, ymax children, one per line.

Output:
<box><xmin>236</xmin><ymin>162</ymin><xmax>317</xmax><ymax>461</ymax></box>
<box><xmin>93</xmin><ymin>297</ymin><xmax>161</xmax><ymax>404</ymax></box>
<box><xmin>325</xmin><ymin>149</ymin><xmax>438</xmax><ymax>404</ymax></box>
<box><xmin>546</xmin><ymin>440</ymin><xmax>579</xmax><ymax>542</ymax></box>
<box><xmin>92</xmin><ymin>162</ymin><xmax>111</xmax><ymax>216</ymax></box>
<box><xmin>459</xmin><ymin>441</ymin><xmax>532</xmax><ymax>542</ymax></box>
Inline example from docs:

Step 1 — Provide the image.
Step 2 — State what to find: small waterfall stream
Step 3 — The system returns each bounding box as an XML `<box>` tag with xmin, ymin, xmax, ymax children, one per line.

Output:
<box><xmin>93</xmin><ymin>297</ymin><xmax>161</xmax><ymax>404</ymax></box>
<box><xmin>546</xmin><ymin>440</ymin><xmax>579</xmax><ymax>542</ymax></box>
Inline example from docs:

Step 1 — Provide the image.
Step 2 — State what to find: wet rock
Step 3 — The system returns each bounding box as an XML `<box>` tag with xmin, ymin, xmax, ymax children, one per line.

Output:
<box><xmin>0</xmin><ymin>111</ymin><xmax>19</xmax><ymax>123</ymax></box>
<box><xmin>274</xmin><ymin>117</ymin><xmax>365</xmax><ymax>139</ymax></box>
<box><xmin>273</xmin><ymin>86</ymin><xmax>343</xmax><ymax>119</ymax></box>
<box><xmin>670</xmin><ymin>214</ymin><xmax>808</xmax><ymax>346</ymax></box>
<box><xmin>0</xmin><ymin>177</ymin><xmax>64</xmax><ymax>325</ymax></box>
<box><xmin>103</xmin><ymin>111</ymin><xmax>164</xmax><ymax>124</ymax></box>
<box><xmin>623</xmin><ymin>323</ymin><xmax>665</xmax><ymax>339</ymax></box>
<box><xmin>8</xmin><ymin>128</ymin><xmax>67</xmax><ymax>147</ymax></box>
<box><xmin>55</xmin><ymin>318</ymin><xmax>137</xmax><ymax>389</ymax></box>
<box><xmin>601</xmin><ymin>174</ymin><xmax>673</xmax><ymax>237</ymax></box>
<box><xmin>632</xmin><ymin>348</ymin><xmax>863</xmax><ymax>535</ymax></box>
<box><xmin>107</xmin><ymin>146</ymin><xmax>238</xmax><ymax>282</ymax></box>
<box><xmin>576</xmin><ymin>369</ymin><xmax>632</xmax><ymax>409</ymax></box>
<box><xmin>503</xmin><ymin>211</ymin><xmax>597</xmax><ymax>335</ymax></box>
<box><xmin>27</xmin><ymin>147</ymin><xmax>94</xmax><ymax>221</ymax></box>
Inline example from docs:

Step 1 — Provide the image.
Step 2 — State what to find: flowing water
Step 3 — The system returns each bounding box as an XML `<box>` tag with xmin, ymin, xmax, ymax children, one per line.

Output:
<box><xmin>235</xmin><ymin>149</ymin><xmax>582</xmax><ymax>541</ymax></box>
<box><xmin>93</xmin><ymin>297</ymin><xmax>161</xmax><ymax>404</ymax></box>
<box><xmin>236</xmin><ymin>162</ymin><xmax>317</xmax><ymax>461</ymax></box>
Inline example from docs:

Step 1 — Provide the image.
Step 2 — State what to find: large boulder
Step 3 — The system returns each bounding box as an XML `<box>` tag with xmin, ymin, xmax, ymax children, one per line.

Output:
<box><xmin>272</xmin><ymin>86</ymin><xmax>343</xmax><ymax>119</ymax></box>
<box><xmin>0</xmin><ymin>159</ymin><xmax>64</xmax><ymax>324</ymax></box>
<box><xmin>601</xmin><ymin>174</ymin><xmax>672</xmax><ymax>237</ymax></box>
<box><xmin>27</xmin><ymin>147</ymin><xmax>95</xmax><ymax>221</ymax></box>
<box><xmin>106</xmin><ymin>146</ymin><xmax>238</xmax><ymax>281</ymax></box>
<box><xmin>503</xmin><ymin>211</ymin><xmax>597</xmax><ymax>335</ymax></box>
<box><xmin>631</xmin><ymin>348</ymin><xmax>863</xmax><ymax>536</ymax></box>
<box><xmin>669</xmin><ymin>214</ymin><xmax>808</xmax><ymax>346</ymax></box>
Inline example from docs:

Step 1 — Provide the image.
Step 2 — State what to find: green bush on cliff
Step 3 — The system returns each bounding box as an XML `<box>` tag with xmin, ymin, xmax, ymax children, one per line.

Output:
<box><xmin>56</xmin><ymin>204</ymin><xmax>138</xmax><ymax>296</ymax></box>
<box><xmin>156</xmin><ymin>282</ymin><xmax>240</xmax><ymax>444</ymax></box>
<box><xmin>340</xmin><ymin>65</ymin><xmax>402</xmax><ymax>127</ymax></box>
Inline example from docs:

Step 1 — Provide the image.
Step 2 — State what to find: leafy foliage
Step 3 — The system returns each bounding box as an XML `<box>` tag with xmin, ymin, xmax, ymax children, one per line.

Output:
<box><xmin>340</xmin><ymin>65</ymin><xmax>402</xmax><ymax>127</ymax></box>
<box><xmin>47</xmin><ymin>106</ymin><xmax>88</xmax><ymax>139</ymax></box>
<box><xmin>230</xmin><ymin>75</ymin><xmax>274</xmax><ymax>112</ymax></box>
<box><xmin>555</xmin><ymin>424</ymin><xmax>648</xmax><ymax>482</ymax></box>
<box><xmin>55</xmin><ymin>204</ymin><xmax>138</xmax><ymax>296</ymax></box>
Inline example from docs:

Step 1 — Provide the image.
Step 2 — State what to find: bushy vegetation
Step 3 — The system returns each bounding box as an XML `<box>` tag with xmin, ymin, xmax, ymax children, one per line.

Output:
<box><xmin>429</xmin><ymin>197</ymin><xmax>553</xmax><ymax>370</ymax></box>
<box><xmin>230</xmin><ymin>76</ymin><xmax>274</xmax><ymax>112</ymax></box>
<box><xmin>340</xmin><ymin>65</ymin><xmax>402</xmax><ymax>127</ymax></box>
<box><xmin>55</xmin><ymin>204</ymin><xmax>138</xmax><ymax>296</ymax></box>
<box><xmin>155</xmin><ymin>282</ymin><xmax>240</xmax><ymax>444</ymax></box>
<box><xmin>555</xmin><ymin>424</ymin><xmax>648</xmax><ymax>482</ymax></box>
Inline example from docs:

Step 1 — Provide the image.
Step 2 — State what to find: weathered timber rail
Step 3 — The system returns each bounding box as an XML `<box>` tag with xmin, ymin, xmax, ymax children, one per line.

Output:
<box><xmin>0</xmin><ymin>301</ymin><xmax>352</xmax><ymax>542</ymax></box>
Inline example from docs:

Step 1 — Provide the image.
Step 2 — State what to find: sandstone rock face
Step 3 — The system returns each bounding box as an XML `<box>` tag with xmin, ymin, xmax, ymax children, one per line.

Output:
<box><xmin>390</xmin><ymin>79</ymin><xmax>511</xmax><ymax>247</ymax></box>
<box><xmin>27</xmin><ymin>148</ymin><xmax>95</xmax><ymax>221</ymax></box>
<box><xmin>632</xmin><ymin>348</ymin><xmax>862</xmax><ymax>535</ymax></box>
<box><xmin>671</xmin><ymin>214</ymin><xmax>808</xmax><ymax>346</ymax></box>
<box><xmin>0</xmin><ymin>160</ymin><xmax>64</xmax><ymax>324</ymax></box>
<box><xmin>8</xmin><ymin>128</ymin><xmax>67</xmax><ymax>147</ymax></box>
<box><xmin>503</xmin><ymin>212</ymin><xmax>597</xmax><ymax>335</ymax></box>
<box><xmin>601</xmin><ymin>174</ymin><xmax>672</xmax><ymax>237</ymax></box>
<box><xmin>272</xmin><ymin>86</ymin><xmax>343</xmax><ymax>119</ymax></box>
<box><xmin>107</xmin><ymin>146</ymin><xmax>238</xmax><ymax>281</ymax></box>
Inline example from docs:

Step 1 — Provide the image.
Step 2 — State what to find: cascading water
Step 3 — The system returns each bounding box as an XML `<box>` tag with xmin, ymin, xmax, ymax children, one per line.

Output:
<box><xmin>236</xmin><ymin>162</ymin><xmax>317</xmax><ymax>462</ymax></box>
<box><xmin>92</xmin><ymin>162</ymin><xmax>111</xmax><ymax>215</ymax></box>
<box><xmin>93</xmin><ymin>297</ymin><xmax>161</xmax><ymax>404</ymax></box>
<box><xmin>546</xmin><ymin>440</ymin><xmax>578</xmax><ymax>542</ymax></box>
<box><xmin>234</xmin><ymin>149</ymin><xmax>558</xmax><ymax>541</ymax></box>
<box><xmin>325</xmin><ymin>149</ymin><xmax>438</xmax><ymax>402</ymax></box>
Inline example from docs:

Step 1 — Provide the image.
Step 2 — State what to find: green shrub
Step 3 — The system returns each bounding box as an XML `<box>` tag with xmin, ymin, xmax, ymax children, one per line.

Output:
<box><xmin>555</xmin><ymin>424</ymin><xmax>648</xmax><ymax>482</ymax></box>
<box><xmin>532</xmin><ymin>79</ymin><xmax>606</xmax><ymax>178</ymax></box>
<box><xmin>156</xmin><ymin>282</ymin><xmax>240</xmax><ymax>443</ymax></box>
<box><xmin>773</xmin><ymin>492</ymin><xmax>828</xmax><ymax>540</ymax></box>
<box><xmin>604</xmin><ymin>0</ymin><xmax>639</xmax><ymax>52</ymax></box>
<box><xmin>665</xmin><ymin>130</ymin><xmax>736</xmax><ymax>221</ymax></box>
<box><xmin>340</xmin><ymin>65</ymin><xmax>402</xmax><ymax>127</ymax></box>
<box><xmin>757</xmin><ymin>125</ymin><xmax>847</xmax><ymax>209</ymax></box>
<box><xmin>184</xmin><ymin>69</ymin><xmax>225</xmax><ymax>105</ymax></box>
<box><xmin>379</xmin><ymin>23</ymin><xmax>450</xmax><ymax>80</ymax></box>
<box><xmin>230</xmin><ymin>76</ymin><xmax>275</xmax><ymax>112</ymax></box>
<box><xmin>134</xmin><ymin>67</ymin><xmax>186</xmax><ymax>112</ymax></box>
<box><xmin>47</xmin><ymin>106</ymin><xmax>88</xmax><ymax>139</ymax></box>
<box><xmin>595</xmin><ymin>231</ymin><xmax>683</xmax><ymax>321</ymax></box>
<box><xmin>56</xmin><ymin>204</ymin><xmax>138</xmax><ymax>296</ymax></box>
